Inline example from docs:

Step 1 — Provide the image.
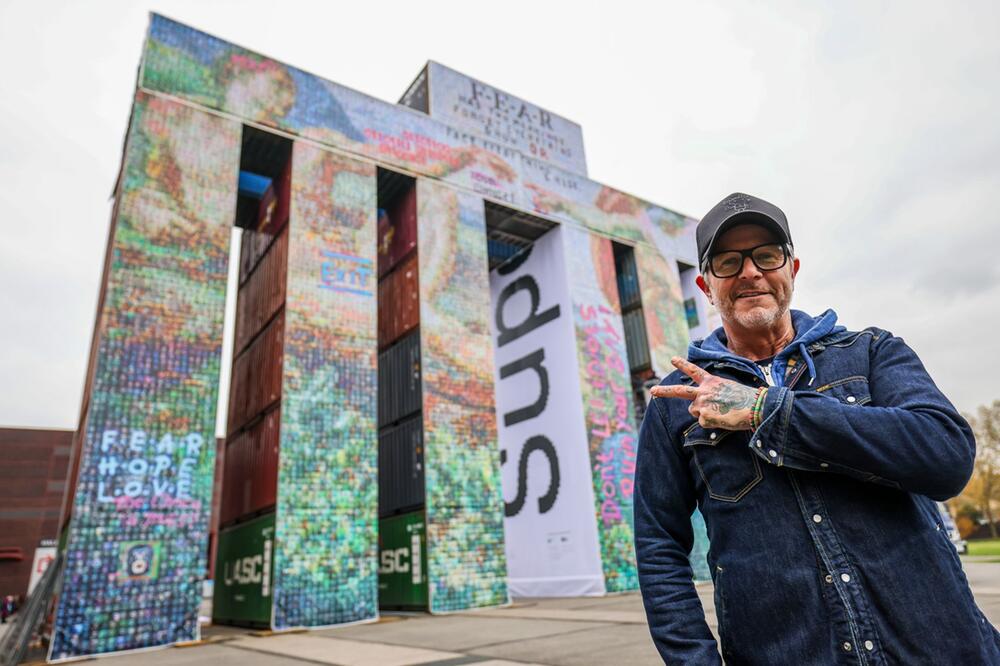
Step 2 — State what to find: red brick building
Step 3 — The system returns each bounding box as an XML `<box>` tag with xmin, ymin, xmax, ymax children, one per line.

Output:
<box><xmin>0</xmin><ymin>427</ymin><xmax>73</xmax><ymax>599</ymax></box>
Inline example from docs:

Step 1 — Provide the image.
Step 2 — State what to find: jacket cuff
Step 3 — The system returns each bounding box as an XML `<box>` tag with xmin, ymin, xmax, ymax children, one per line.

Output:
<box><xmin>749</xmin><ymin>386</ymin><xmax>793</xmax><ymax>466</ymax></box>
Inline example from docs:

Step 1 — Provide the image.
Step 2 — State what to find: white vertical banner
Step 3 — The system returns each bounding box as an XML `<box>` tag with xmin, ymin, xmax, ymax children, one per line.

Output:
<box><xmin>490</xmin><ymin>226</ymin><xmax>605</xmax><ymax>597</ymax></box>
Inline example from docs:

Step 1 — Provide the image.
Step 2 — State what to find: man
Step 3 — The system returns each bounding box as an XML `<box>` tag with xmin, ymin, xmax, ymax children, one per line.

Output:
<box><xmin>634</xmin><ymin>192</ymin><xmax>1000</xmax><ymax>664</ymax></box>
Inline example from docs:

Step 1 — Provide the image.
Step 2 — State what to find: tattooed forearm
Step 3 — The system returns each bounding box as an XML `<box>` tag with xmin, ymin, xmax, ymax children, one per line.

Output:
<box><xmin>708</xmin><ymin>382</ymin><xmax>757</xmax><ymax>414</ymax></box>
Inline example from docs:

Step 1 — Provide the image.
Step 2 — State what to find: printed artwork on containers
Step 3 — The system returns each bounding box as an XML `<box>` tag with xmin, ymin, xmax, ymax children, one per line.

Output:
<box><xmin>416</xmin><ymin>179</ymin><xmax>509</xmax><ymax>612</ymax></box>
<box><xmin>272</xmin><ymin>143</ymin><xmax>379</xmax><ymax>628</ymax></box>
<box><xmin>139</xmin><ymin>14</ymin><xmax>693</xmax><ymax>255</ymax></box>
<box><xmin>50</xmin><ymin>93</ymin><xmax>238</xmax><ymax>660</ymax></box>
<box><xmin>561</xmin><ymin>226</ymin><xmax>640</xmax><ymax>592</ymax></box>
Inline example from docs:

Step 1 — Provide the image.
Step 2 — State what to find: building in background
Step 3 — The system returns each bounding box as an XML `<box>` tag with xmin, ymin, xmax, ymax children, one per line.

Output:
<box><xmin>0</xmin><ymin>427</ymin><xmax>71</xmax><ymax>600</ymax></box>
<box><xmin>51</xmin><ymin>14</ymin><xmax>713</xmax><ymax>661</ymax></box>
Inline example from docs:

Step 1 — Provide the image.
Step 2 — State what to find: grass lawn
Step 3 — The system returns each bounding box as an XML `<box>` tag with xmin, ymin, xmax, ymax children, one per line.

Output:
<box><xmin>967</xmin><ymin>539</ymin><xmax>1000</xmax><ymax>557</ymax></box>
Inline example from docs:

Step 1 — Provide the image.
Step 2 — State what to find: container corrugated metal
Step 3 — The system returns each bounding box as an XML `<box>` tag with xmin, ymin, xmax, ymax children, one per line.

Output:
<box><xmin>235</xmin><ymin>180</ymin><xmax>277</xmax><ymax>232</ymax></box>
<box><xmin>235</xmin><ymin>226</ymin><xmax>288</xmax><ymax>355</ymax></box>
<box><xmin>227</xmin><ymin>348</ymin><xmax>250</xmax><ymax>436</ymax></box>
<box><xmin>378</xmin><ymin>414</ymin><xmax>424</xmax><ymax>518</ymax></box>
<box><xmin>378</xmin><ymin>330</ymin><xmax>421</xmax><ymax>428</ymax></box>
<box><xmin>487</xmin><ymin>238</ymin><xmax>524</xmax><ymax>264</ymax></box>
<box><xmin>213</xmin><ymin>511</ymin><xmax>274</xmax><ymax>627</ymax></box>
<box><xmin>272</xmin><ymin>154</ymin><xmax>291</xmax><ymax>233</ymax></box>
<box><xmin>221</xmin><ymin>407</ymin><xmax>280</xmax><ymax>526</ymax></box>
<box><xmin>229</xmin><ymin>311</ymin><xmax>284</xmax><ymax>434</ymax></box>
<box><xmin>616</xmin><ymin>249</ymin><xmax>642</xmax><ymax>310</ymax></box>
<box><xmin>377</xmin><ymin>253</ymin><xmax>419</xmax><ymax>349</ymax></box>
<box><xmin>623</xmin><ymin>307</ymin><xmax>651</xmax><ymax>371</ymax></box>
<box><xmin>377</xmin><ymin>185</ymin><xmax>417</xmax><ymax>277</ymax></box>
<box><xmin>209</xmin><ymin>436</ymin><xmax>225</xmax><ymax>580</ymax></box>
<box><xmin>239</xmin><ymin>228</ymin><xmax>275</xmax><ymax>286</ymax></box>
<box><xmin>378</xmin><ymin>510</ymin><xmax>428</xmax><ymax>610</ymax></box>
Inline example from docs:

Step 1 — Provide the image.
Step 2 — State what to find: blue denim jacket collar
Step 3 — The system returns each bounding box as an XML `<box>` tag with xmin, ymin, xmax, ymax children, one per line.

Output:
<box><xmin>687</xmin><ymin>309</ymin><xmax>845</xmax><ymax>387</ymax></box>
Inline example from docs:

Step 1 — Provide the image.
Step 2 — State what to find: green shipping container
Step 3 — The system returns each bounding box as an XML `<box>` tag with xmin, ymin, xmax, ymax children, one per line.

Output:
<box><xmin>213</xmin><ymin>512</ymin><xmax>275</xmax><ymax>626</ymax></box>
<box><xmin>379</xmin><ymin>511</ymin><xmax>428</xmax><ymax>609</ymax></box>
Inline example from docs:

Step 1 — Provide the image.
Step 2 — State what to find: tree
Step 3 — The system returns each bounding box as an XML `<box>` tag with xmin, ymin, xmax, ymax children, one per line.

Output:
<box><xmin>965</xmin><ymin>400</ymin><xmax>1000</xmax><ymax>539</ymax></box>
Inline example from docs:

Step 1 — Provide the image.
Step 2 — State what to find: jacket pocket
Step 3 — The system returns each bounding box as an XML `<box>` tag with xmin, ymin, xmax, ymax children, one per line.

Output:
<box><xmin>684</xmin><ymin>425</ymin><xmax>762</xmax><ymax>502</ymax></box>
<box><xmin>815</xmin><ymin>375</ymin><xmax>871</xmax><ymax>406</ymax></box>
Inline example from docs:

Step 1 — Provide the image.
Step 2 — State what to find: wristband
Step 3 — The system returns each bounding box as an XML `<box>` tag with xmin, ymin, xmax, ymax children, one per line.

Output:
<box><xmin>750</xmin><ymin>387</ymin><xmax>768</xmax><ymax>430</ymax></box>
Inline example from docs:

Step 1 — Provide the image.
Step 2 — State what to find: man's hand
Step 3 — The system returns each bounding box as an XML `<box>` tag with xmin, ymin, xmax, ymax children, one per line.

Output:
<box><xmin>650</xmin><ymin>357</ymin><xmax>760</xmax><ymax>430</ymax></box>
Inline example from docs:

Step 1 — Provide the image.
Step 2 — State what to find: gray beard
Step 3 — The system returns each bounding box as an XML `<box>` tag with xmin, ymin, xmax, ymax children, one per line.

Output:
<box><xmin>730</xmin><ymin>301</ymin><xmax>789</xmax><ymax>329</ymax></box>
<box><xmin>718</xmin><ymin>281</ymin><xmax>794</xmax><ymax>330</ymax></box>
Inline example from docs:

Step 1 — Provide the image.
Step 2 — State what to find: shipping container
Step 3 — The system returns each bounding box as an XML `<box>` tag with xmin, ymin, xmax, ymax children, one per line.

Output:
<box><xmin>377</xmin><ymin>184</ymin><xmax>417</xmax><ymax>277</ymax></box>
<box><xmin>235</xmin><ymin>226</ymin><xmax>288</xmax><ymax>355</ymax></box>
<box><xmin>615</xmin><ymin>245</ymin><xmax>642</xmax><ymax>310</ymax></box>
<box><xmin>378</xmin><ymin>330</ymin><xmax>421</xmax><ymax>428</ymax></box>
<box><xmin>272</xmin><ymin>155</ymin><xmax>292</xmax><ymax>233</ymax></box>
<box><xmin>221</xmin><ymin>407</ymin><xmax>280</xmax><ymax>527</ymax></box>
<box><xmin>622</xmin><ymin>308</ymin><xmax>651</xmax><ymax>372</ymax></box>
<box><xmin>378</xmin><ymin>510</ymin><xmax>427</xmax><ymax>610</ymax></box>
<box><xmin>378</xmin><ymin>414</ymin><xmax>424</xmax><ymax>518</ymax></box>
<box><xmin>377</xmin><ymin>253</ymin><xmax>420</xmax><ymax>349</ymax></box>
<box><xmin>487</xmin><ymin>238</ymin><xmax>525</xmax><ymax>266</ymax></box>
<box><xmin>208</xmin><ymin>436</ymin><xmax>225</xmax><ymax>580</ymax></box>
<box><xmin>213</xmin><ymin>511</ymin><xmax>275</xmax><ymax>627</ymax></box>
<box><xmin>228</xmin><ymin>311</ymin><xmax>284</xmax><ymax>435</ymax></box>
<box><xmin>236</xmin><ymin>171</ymin><xmax>278</xmax><ymax>231</ymax></box>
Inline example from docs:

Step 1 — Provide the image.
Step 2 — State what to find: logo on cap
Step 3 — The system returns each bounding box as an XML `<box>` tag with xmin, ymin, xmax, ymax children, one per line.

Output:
<box><xmin>723</xmin><ymin>194</ymin><xmax>753</xmax><ymax>213</ymax></box>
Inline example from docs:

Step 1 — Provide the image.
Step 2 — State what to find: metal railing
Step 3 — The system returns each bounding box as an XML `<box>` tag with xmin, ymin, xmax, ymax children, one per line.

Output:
<box><xmin>0</xmin><ymin>553</ymin><xmax>62</xmax><ymax>666</ymax></box>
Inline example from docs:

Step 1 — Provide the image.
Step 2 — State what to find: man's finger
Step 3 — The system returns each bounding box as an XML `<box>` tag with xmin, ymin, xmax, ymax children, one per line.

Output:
<box><xmin>650</xmin><ymin>384</ymin><xmax>699</xmax><ymax>401</ymax></box>
<box><xmin>671</xmin><ymin>356</ymin><xmax>709</xmax><ymax>384</ymax></box>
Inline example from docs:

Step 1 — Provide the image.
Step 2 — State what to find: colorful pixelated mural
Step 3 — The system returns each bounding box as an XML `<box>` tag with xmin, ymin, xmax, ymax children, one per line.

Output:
<box><xmin>634</xmin><ymin>244</ymin><xmax>690</xmax><ymax>377</ymax></box>
<box><xmin>561</xmin><ymin>226</ymin><xmax>639</xmax><ymax>593</ymax></box>
<box><xmin>49</xmin><ymin>93</ymin><xmax>238</xmax><ymax>660</ymax></box>
<box><xmin>139</xmin><ymin>14</ymin><xmax>693</xmax><ymax>257</ymax></box>
<box><xmin>272</xmin><ymin>143</ymin><xmax>379</xmax><ymax>628</ymax></box>
<box><xmin>416</xmin><ymin>180</ymin><xmax>509</xmax><ymax>612</ymax></box>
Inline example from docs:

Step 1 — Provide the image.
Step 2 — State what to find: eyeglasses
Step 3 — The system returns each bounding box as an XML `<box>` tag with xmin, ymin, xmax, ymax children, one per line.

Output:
<box><xmin>707</xmin><ymin>243</ymin><xmax>789</xmax><ymax>278</ymax></box>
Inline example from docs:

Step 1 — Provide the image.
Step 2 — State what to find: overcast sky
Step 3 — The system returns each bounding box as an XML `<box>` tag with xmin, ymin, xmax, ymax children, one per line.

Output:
<box><xmin>2</xmin><ymin>0</ymin><xmax>998</xmax><ymax>433</ymax></box>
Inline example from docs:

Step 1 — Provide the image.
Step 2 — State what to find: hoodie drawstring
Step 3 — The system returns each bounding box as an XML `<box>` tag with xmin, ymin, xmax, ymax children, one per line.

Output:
<box><xmin>799</xmin><ymin>342</ymin><xmax>817</xmax><ymax>386</ymax></box>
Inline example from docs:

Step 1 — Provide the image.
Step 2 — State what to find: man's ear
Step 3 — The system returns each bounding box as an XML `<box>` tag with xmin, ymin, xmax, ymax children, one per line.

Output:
<box><xmin>791</xmin><ymin>257</ymin><xmax>800</xmax><ymax>278</ymax></box>
<box><xmin>695</xmin><ymin>274</ymin><xmax>713</xmax><ymax>304</ymax></box>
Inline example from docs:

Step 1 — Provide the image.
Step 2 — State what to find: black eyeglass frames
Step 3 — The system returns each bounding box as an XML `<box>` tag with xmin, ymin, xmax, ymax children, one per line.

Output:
<box><xmin>707</xmin><ymin>243</ymin><xmax>789</xmax><ymax>278</ymax></box>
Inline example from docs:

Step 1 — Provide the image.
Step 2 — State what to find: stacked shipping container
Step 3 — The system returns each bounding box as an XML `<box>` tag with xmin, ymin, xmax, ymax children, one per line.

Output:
<box><xmin>376</xmin><ymin>175</ymin><xmax>428</xmax><ymax>609</ymax></box>
<box><xmin>613</xmin><ymin>243</ymin><xmax>656</xmax><ymax>424</ymax></box>
<box><xmin>215</xmin><ymin>135</ymin><xmax>292</xmax><ymax>626</ymax></box>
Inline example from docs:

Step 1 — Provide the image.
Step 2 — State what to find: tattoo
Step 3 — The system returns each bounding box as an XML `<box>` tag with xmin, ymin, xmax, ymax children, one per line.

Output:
<box><xmin>708</xmin><ymin>382</ymin><xmax>757</xmax><ymax>414</ymax></box>
<box><xmin>701</xmin><ymin>415</ymin><xmax>726</xmax><ymax>428</ymax></box>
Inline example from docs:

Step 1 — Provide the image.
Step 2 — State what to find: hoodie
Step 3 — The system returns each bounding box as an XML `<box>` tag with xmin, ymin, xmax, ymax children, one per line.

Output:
<box><xmin>687</xmin><ymin>309</ymin><xmax>844</xmax><ymax>387</ymax></box>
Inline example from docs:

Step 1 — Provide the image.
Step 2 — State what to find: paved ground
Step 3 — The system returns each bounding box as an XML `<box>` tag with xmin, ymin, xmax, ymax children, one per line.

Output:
<box><xmin>12</xmin><ymin>559</ymin><xmax>1000</xmax><ymax>665</ymax></box>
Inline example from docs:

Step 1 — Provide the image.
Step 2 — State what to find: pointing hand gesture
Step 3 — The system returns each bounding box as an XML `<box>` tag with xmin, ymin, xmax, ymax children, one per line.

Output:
<box><xmin>650</xmin><ymin>357</ymin><xmax>762</xmax><ymax>431</ymax></box>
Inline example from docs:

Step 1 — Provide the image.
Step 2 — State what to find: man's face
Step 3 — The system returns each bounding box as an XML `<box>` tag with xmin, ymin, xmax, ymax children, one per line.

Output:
<box><xmin>696</xmin><ymin>224</ymin><xmax>800</xmax><ymax>330</ymax></box>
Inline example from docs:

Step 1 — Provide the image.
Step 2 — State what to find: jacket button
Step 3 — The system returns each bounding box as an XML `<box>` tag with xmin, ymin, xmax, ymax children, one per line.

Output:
<box><xmin>843</xmin><ymin>642</ymin><xmax>852</xmax><ymax>652</ymax></box>
<box><xmin>824</xmin><ymin>574</ymin><xmax>833</xmax><ymax>584</ymax></box>
<box><xmin>755</xmin><ymin>439</ymin><xmax>762</xmax><ymax>448</ymax></box>
<box><xmin>864</xmin><ymin>640</ymin><xmax>874</xmax><ymax>651</ymax></box>
<box><xmin>768</xmin><ymin>449</ymin><xmax>777</xmax><ymax>458</ymax></box>
<box><xmin>812</xmin><ymin>514</ymin><xmax>822</xmax><ymax>523</ymax></box>
<box><xmin>709</xmin><ymin>432</ymin><xmax>717</xmax><ymax>440</ymax></box>
<box><xmin>846</xmin><ymin>396</ymin><xmax>856</xmax><ymax>403</ymax></box>
<box><xmin>841</xmin><ymin>573</ymin><xmax>851</xmax><ymax>583</ymax></box>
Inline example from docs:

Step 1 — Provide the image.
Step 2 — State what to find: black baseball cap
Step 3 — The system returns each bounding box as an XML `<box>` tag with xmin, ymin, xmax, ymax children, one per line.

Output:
<box><xmin>696</xmin><ymin>193</ymin><xmax>792</xmax><ymax>271</ymax></box>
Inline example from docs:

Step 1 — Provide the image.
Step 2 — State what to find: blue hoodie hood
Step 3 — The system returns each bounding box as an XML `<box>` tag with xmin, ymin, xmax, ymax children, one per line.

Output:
<box><xmin>688</xmin><ymin>309</ymin><xmax>844</xmax><ymax>387</ymax></box>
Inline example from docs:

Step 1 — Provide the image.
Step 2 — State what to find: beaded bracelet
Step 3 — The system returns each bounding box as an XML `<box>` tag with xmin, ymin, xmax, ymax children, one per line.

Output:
<box><xmin>750</xmin><ymin>387</ymin><xmax>768</xmax><ymax>430</ymax></box>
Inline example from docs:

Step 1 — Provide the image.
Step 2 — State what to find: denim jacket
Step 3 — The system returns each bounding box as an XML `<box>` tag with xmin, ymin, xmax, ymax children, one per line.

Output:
<box><xmin>634</xmin><ymin>309</ymin><xmax>999</xmax><ymax>665</ymax></box>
